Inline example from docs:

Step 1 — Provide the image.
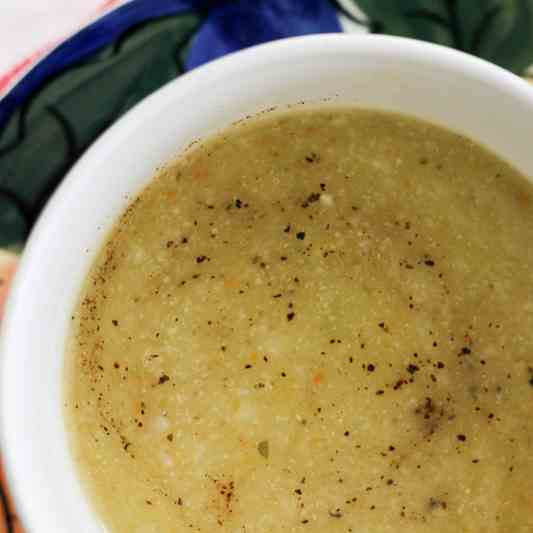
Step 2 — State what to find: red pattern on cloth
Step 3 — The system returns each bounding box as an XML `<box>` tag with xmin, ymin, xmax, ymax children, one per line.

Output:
<box><xmin>0</xmin><ymin>0</ymin><xmax>123</xmax><ymax>95</ymax></box>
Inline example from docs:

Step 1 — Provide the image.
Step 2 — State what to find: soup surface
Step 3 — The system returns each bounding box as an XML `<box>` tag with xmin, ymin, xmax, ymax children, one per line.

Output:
<box><xmin>66</xmin><ymin>108</ymin><xmax>533</xmax><ymax>533</ymax></box>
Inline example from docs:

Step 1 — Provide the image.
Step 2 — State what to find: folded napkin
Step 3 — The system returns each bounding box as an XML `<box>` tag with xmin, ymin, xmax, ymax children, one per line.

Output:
<box><xmin>0</xmin><ymin>1</ymin><xmax>532</xmax><ymax>531</ymax></box>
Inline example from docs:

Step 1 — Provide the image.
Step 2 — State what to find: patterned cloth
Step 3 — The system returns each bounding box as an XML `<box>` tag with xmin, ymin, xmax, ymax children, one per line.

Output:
<box><xmin>0</xmin><ymin>1</ymin><xmax>532</xmax><ymax>531</ymax></box>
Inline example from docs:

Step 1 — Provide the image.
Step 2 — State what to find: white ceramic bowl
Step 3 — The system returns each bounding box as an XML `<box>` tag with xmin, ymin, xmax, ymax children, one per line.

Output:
<box><xmin>1</xmin><ymin>34</ymin><xmax>533</xmax><ymax>532</ymax></box>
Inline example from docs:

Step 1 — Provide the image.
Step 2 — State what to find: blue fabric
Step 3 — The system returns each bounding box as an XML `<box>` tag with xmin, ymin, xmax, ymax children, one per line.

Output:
<box><xmin>185</xmin><ymin>0</ymin><xmax>341</xmax><ymax>69</ymax></box>
<box><xmin>0</xmin><ymin>0</ymin><xmax>341</xmax><ymax>131</ymax></box>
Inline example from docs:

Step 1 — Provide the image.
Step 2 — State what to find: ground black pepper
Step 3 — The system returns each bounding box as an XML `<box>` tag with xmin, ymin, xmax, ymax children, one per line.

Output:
<box><xmin>158</xmin><ymin>374</ymin><xmax>170</xmax><ymax>385</ymax></box>
<box><xmin>407</xmin><ymin>364</ymin><xmax>420</xmax><ymax>375</ymax></box>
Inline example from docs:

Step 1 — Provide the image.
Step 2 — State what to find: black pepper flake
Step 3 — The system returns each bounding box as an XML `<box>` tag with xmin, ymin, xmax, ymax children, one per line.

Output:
<box><xmin>294</xmin><ymin>488</ymin><xmax>303</xmax><ymax>495</ymax></box>
<box><xmin>305</xmin><ymin>152</ymin><xmax>320</xmax><ymax>163</ymax></box>
<box><xmin>393</xmin><ymin>379</ymin><xmax>407</xmax><ymax>390</ymax></box>
<box><xmin>436</xmin><ymin>361</ymin><xmax>445</xmax><ymax>369</ymax></box>
<box><xmin>196</xmin><ymin>255</ymin><xmax>208</xmax><ymax>264</ymax></box>
<box><xmin>376</xmin><ymin>390</ymin><xmax>385</xmax><ymax>395</ymax></box>
<box><xmin>406</xmin><ymin>364</ymin><xmax>420</xmax><ymax>375</ymax></box>
<box><xmin>257</xmin><ymin>440</ymin><xmax>269</xmax><ymax>458</ymax></box>
<box><xmin>111</xmin><ymin>319</ymin><xmax>119</xmax><ymax>327</ymax></box>
<box><xmin>529</xmin><ymin>376</ymin><xmax>533</xmax><ymax>387</ymax></box>
<box><xmin>283</xmin><ymin>224</ymin><xmax>291</xmax><ymax>233</ymax></box>
<box><xmin>244</xmin><ymin>364</ymin><xmax>253</xmax><ymax>369</ymax></box>
<box><xmin>328</xmin><ymin>510</ymin><xmax>343</xmax><ymax>518</ymax></box>
<box><xmin>367</xmin><ymin>363</ymin><xmax>375</xmax><ymax>372</ymax></box>
<box><xmin>424</xmin><ymin>259</ymin><xmax>435</xmax><ymax>267</ymax></box>
<box><xmin>287</xmin><ymin>312</ymin><xmax>295</xmax><ymax>321</ymax></box>
<box><xmin>166</xmin><ymin>434</ymin><xmax>173</xmax><ymax>442</ymax></box>
<box><xmin>301</xmin><ymin>192</ymin><xmax>320</xmax><ymax>208</ymax></box>
<box><xmin>296</xmin><ymin>231</ymin><xmax>306</xmax><ymax>240</ymax></box>
<box><xmin>460</xmin><ymin>346</ymin><xmax>471</xmax><ymax>355</ymax></box>
<box><xmin>158</xmin><ymin>374</ymin><xmax>170</xmax><ymax>385</ymax></box>
<box><xmin>457</xmin><ymin>434</ymin><xmax>466</xmax><ymax>442</ymax></box>
<box><xmin>429</xmin><ymin>497</ymin><xmax>447</xmax><ymax>510</ymax></box>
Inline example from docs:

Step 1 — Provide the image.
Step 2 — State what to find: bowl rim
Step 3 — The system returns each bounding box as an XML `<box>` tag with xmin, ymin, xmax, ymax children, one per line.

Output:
<box><xmin>1</xmin><ymin>33</ymin><xmax>532</xmax><ymax>531</ymax></box>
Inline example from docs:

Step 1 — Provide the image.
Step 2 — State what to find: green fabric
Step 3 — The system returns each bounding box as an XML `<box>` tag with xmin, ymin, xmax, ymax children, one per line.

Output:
<box><xmin>353</xmin><ymin>0</ymin><xmax>533</xmax><ymax>73</ymax></box>
<box><xmin>0</xmin><ymin>13</ymin><xmax>201</xmax><ymax>249</ymax></box>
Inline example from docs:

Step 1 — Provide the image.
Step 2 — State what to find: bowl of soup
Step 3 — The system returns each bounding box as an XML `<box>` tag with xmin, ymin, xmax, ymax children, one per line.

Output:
<box><xmin>1</xmin><ymin>34</ymin><xmax>533</xmax><ymax>533</ymax></box>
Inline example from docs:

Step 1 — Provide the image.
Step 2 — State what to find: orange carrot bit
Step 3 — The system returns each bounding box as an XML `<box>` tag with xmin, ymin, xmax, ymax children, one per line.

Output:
<box><xmin>223</xmin><ymin>278</ymin><xmax>240</xmax><ymax>289</ymax></box>
<box><xmin>166</xmin><ymin>191</ymin><xmax>177</xmax><ymax>201</ymax></box>
<box><xmin>518</xmin><ymin>191</ymin><xmax>530</xmax><ymax>208</ymax></box>
<box><xmin>313</xmin><ymin>372</ymin><xmax>324</xmax><ymax>385</ymax></box>
<box><xmin>249</xmin><ymin>352</ymin><xmax>257</xmax><ymax>362</ymax></box>
<box><xmin>0</xmin><ymin>252</ymin><xmax>18</xmax><ymax>321</ymax></box>
<box><xmin>192</xmin><ymin>165</ymin><xmax>209</xmax><ymax>180</ymax></box>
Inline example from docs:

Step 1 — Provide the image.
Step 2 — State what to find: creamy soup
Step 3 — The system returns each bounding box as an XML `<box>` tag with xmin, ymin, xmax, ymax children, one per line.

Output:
<box><xmin>65</xmin><ymin>108</ymin><xmax>533</xmax><ymax>533</ymax></box>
